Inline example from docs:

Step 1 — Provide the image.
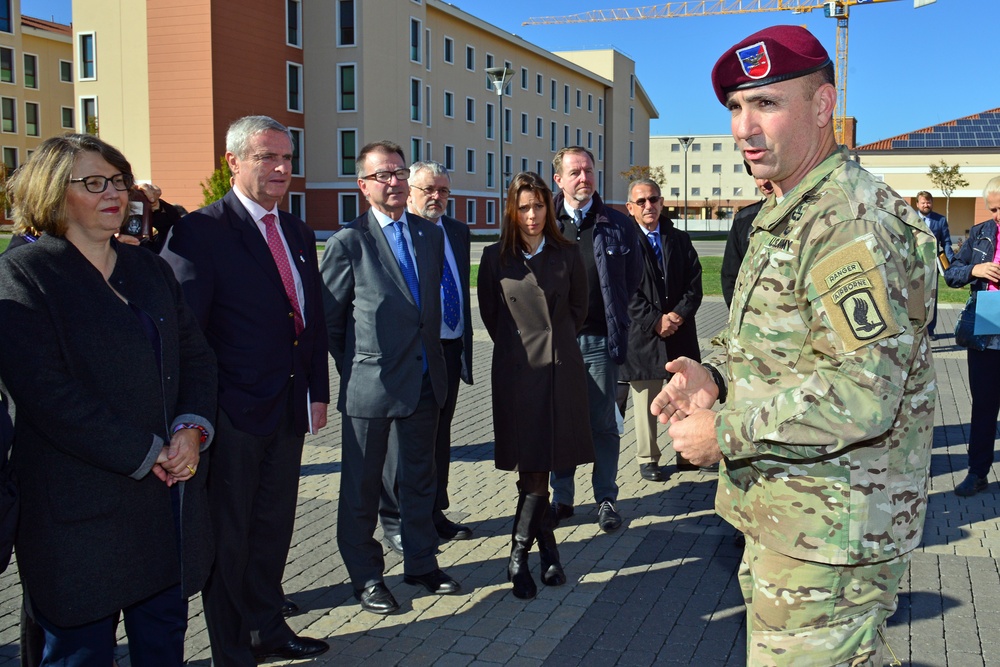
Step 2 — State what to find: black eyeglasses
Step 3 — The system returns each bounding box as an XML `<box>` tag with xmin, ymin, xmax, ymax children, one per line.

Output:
<box><xmin>629</xmin><ymin>196</ymin><xmax>661</xmax><ymax>207</ymax></box>
<box><xmin>361</xmin><ymin>169</ymin><xmax>410</xmax><ymax>184</ymax></box>
<box><xmin>69</xmin><ymin>174</ymin><xmax>133</xmax><ymax>193</ymax></box>
<box><xmin>410</xmin><ymin>185</ymin><xmax>451</xmax><ymax>198</ymax></box>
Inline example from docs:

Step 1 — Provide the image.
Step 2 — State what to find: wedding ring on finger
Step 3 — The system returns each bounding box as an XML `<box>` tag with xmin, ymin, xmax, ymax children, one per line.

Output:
<box><xmin>187</xmin><ymin>465</ymin><xmax>197</xmax><ymax>475</ymax></box>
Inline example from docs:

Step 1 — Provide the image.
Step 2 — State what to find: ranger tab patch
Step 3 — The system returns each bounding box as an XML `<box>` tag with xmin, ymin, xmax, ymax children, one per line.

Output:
<box><xmin>809</xmin><ymin>237</ymin><xmax>901</xmax><ymax>352</ymax></box>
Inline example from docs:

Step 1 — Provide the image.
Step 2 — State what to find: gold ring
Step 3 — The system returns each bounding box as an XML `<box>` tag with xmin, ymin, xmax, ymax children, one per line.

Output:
<box><xmin>187</xmin><ymin>465</ymin><xmax>197</xmax><ymax>475</ymax></box>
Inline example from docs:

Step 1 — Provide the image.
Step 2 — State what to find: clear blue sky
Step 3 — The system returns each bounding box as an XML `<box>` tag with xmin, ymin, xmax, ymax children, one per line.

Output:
<box><xmin>23</xmin><ymin>0</ymin><xmax>990</xmax><ymax>145</ymax></box>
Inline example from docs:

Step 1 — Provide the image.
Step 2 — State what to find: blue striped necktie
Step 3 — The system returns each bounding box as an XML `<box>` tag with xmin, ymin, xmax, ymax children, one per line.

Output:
<box><xmin>647</xmin><ymin>231</ymin><xmax>663</xmax><ymax>265</ymax></box>
<box><xmin>441</xmin><ymin>259</ymin><xmax>460</xmax><ymax>330</ymax></box>
<box><xmin>392</xmin><ymin>221</ymin><xmax>420</xmax><ymax>308</ymax></box>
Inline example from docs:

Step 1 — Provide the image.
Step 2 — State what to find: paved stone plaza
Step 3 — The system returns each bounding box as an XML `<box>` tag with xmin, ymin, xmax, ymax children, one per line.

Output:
<box><xmin>1</xmin><ymin>298</ymin><xmax>997</xmax><ymax>667</ymax></box>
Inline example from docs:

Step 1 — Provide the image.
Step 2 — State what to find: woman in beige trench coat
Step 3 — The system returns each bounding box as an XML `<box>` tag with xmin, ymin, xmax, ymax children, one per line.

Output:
<box><xmin>478</xmin><ymin>172</ymin><xmax>595</xmax><ymax>599</ymax></box>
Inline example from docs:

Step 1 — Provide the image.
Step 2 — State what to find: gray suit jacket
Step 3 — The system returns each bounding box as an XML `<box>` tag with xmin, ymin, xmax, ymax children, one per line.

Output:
<box><xmin>321</xmin><ymin>210</ymin><xmax>448</xmax><ymax>418</ymax></box>
<box><xmin>440</xmin><ymin>215</ymin><xmax>474</xmax><ymax>385</ymax></box>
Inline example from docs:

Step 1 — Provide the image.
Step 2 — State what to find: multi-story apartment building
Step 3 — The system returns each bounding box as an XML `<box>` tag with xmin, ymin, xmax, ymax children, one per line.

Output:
<box><xmin>649</xmin><ymin>134</ymin><xmax>761</xmax><ymax>225</ymax></box>
<box><xmin>0</xmin><ymin>0</ymin><xmax>74</xmax><ymax>202</ymax></box>
<box><xmin>72</xmin><ymin>0</ymin><xmax>656</xmax><ymax>231</ymax></box>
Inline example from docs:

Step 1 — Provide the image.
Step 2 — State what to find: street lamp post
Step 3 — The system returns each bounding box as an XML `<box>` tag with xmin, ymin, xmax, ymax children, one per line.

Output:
<box><xmin>486</xmin><ymin>66</ymin><xmax>515</xmax><ymax>221</ymax></box>
<box><xmin>678</xmin><ymin>137</ymin><xmax>692</xmax><ymax>232</ymax></box>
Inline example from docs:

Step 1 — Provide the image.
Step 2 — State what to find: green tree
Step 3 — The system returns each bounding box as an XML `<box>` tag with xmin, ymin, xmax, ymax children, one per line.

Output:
<box><xmin>85</xmin><ymin>115</ymin><xmax>99</xmax><ymax>136</ymax></box>
<box><xmin>619</xmin><ymin>165</ymin><xmax>666</xmax><ymax>186</ymax></box>
<box><xmin>927</xmin><ymin>160</ymin><xmax>969</xmax><ymax>221</ymax></box>
<box><xmin>200</xmin><ymin>155</ymin><xmax>232</xmax><ymax>207</ymax></box>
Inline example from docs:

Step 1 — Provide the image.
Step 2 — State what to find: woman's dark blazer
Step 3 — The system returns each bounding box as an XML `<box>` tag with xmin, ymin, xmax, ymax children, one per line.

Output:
<box><xmin>478</xmin><ymin>240</ymin><xmax>595</xmax><ymax>472</ymax></box>
<box><xmin>0</xmin><ymin>234</ymin><xmax>217</xmax><ymax>627</ymax></box>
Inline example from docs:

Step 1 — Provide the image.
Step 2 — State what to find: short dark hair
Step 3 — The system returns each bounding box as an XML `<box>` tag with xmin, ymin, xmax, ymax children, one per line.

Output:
<box><xmin>356</xmin><ymin>141</ymin><xmax>406</xmax><ymax>178</ymax></box>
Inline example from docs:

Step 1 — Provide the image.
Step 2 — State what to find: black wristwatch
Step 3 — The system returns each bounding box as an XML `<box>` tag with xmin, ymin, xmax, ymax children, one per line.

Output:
<box><xmin>702</xmin><ymin>363</ymin><xmax>727</xmax><ymax>404</ymax></box>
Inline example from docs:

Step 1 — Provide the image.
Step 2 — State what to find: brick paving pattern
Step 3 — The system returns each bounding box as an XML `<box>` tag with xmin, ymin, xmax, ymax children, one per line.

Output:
<box><xmin>0</xmin><ymin>298</ymin><xmax>996</xmax><ymax>666</ymax></box>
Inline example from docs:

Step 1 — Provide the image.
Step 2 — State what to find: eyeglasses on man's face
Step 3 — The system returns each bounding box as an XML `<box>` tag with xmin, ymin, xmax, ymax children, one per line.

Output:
<box><xmin>410</xmin><ymin>184</ymin><xmax>451</xmax><ymax>198</ymax></box>
<box><xmin>361</xmin><ymin>168</ymin><xmax>410</xmax><ymax>184</ymax></box>
<box><xmin>629</xmin><ymin>195</ymin><xmax>661</xmax><ymax>208</ymax></box>
<box><xmin>69</xmin><ymin>174</ymin><xmax>133</xmax><ymax>194</ymax></box>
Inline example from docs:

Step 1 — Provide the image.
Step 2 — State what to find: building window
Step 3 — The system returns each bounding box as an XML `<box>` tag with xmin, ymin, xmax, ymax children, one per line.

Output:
<box><xmin>504</xmin><ymin>61</ymin><xmax>512</xmax><ymax>95</ymax></box>
<box><xmin>0</xmin><ymin>1</ymin><xmax>10</xmax><ymax>33</ymax></box>
<box><xmin>691</xmin><ymin>165</ymin><xmax>701</xmax><ymax>174</ymax></box>
<box><xmin>339</xmin><ymin>192</ymin><xmax>358</xmax><ymax>224</ymax></box>
<box><xmin>734</xmin><ymin>164</ymin><xmax>743</xmax><ymax>173</ymax></box>
<box><xmin>443</xmin><ymin>91</ymin><xmax>454</xmax><ymax>118</ymax></box>
<box><xmin>629</xmin><ymin>107</ymin><xmax>634</xmax><ymax>132</ymax></box>
<box><xmin>587</xmin><ymin>93</ymin><xmax>593</xmax><ymax>111</ymax></box>
<box><xmin>411</xmin><ymin>137</ymin><xmax>421</xmax><ymax>163</ymax></box>
<box><xmin>536</xmin><ymin>160</ymin><xmax>544</xmax><ymax>176</ymax></box>
<box><xmin>598</xmin><ymin>170</ymin><xmax>603</xmax><ymax>195</ymax></box>
<box><xmin>466</xmin><ymin>199</ymin><xmax>476</xmax><ymax>224</ymax></box>
<box><xmin>465</xmin><ymin>97</ymin><xmax>474</xmax><ymax>122</ymax></box>
<box><xmin>598</xmin><ymin>135</ymin><xmax>603</xmax><ymax>161</ymax></box>
<box><xmin>733</xmin><ymin>187</ymin><xmax>743</xmax><ymax>197</ymax></box>
<box><xmin>504</xmin><ymin>156</ymin><xmax>512</xmax><ymax>185</ymax></box>
<box><xmin>287</xmin><ymin>62</ymin><xmax>302</xmax><ymax>112</ymax></box>
<box><xmin>444</xmin><ymin>145</ymin><xmax>454</xmax><ymax>171</ymax></box>
<box><xmin>576</xmin><ymin>129</ymin><xmax>581</xmax><ymax>146</ymax></box>
<box><xmin>338</xmin><ymin>64</ymin><xmax>355</xmax><ymax>111</ymax></box>
<box><xmin>465</xmin><ymin>45</ymin><xmax>474</xmax><ymax>71</ymax></box>
<box><xmin>338</xmin><ymin>0</ymin><xmax>356</xmax><ymax>46</ymax></box>
<box><xmin>692</xmin><ymin>143</ymin><xmax>701</xmax><ymax>151</ymax></box>
<box><xmin>466</xmin><ymin>148</ymin><xmax>475</xmax><ymax>174</ymax></box>
<box><xmin>446</xmin><ymin>200</ymin><xmax>455</xmax><ymax>218</ymax></box>
<box><xmin>629</xmin><ymin>74</ymin><xmax>635</xmax><ymax>98</ymax></box>
<box><xmin>550</xmin><ymin>121</ymin><xmax>556</xmax><ymax>152</ymax></box>
<box><xmin>520</xmin><ymin>67</ymin><xmax>528</xmax><ymax>90</ymax></box>
<box><xmin>692</xmin><ymin>187</ymin><xmax>700</xmax><ymax>196</ymax></box>
<box><xmin>24</xmin><ymin>102</ymin><xmax>38</xmax><ymax>137</ymax></box>
<box><xmin>1</xmin><ymin>96</ymin><xmax>15</xmax><ymax>133</ymax></box>
<box><xmin>598</xmin><ymin>98</ymin><xmax>603</xmax><ymax>125</ymax></box>
<box><xmin>536</xmin><ymin>73</ymin><xmax>542</xmax><ymax>95</ymax></box>
<box><xmin>670</xmin><ymin>164</ymin><xmax>680</xmax><ymax>174</ymax></box>
<box><xmin>443</xmin><ymin>36</ymin><xmax>453</xmax><ymax>64</ymax></box>
<box><xmin>2</xmin><ymin>147</ymin><xmax>16</xmax><ymax>173</ymax></box>
<box><xmin>671</xmin><ymin>187</ymin><xmax>679</xmax><ymax>197</ymax></box>
<box><xmin>521</xmin><ymin>157</ymin><xmax>528</xmax><ymax>172</ymax></box>
<box><xmin>712</xmin><ymin>187</ymin><xmax>721</xmax><ymax>197</ymax></box>
<box><xmin>587</xmin><ymin>131</ymin><xmax>592</xmax><ymax>149</ymax></box>
<box><xmin>486</xmin><ymin>200</ymin><xmax>495</xmax><ymax>225</ymax></box>
<box><xmin>78</xmin><ymin>33</ymin><xmax>96</xmax><ymax>80</ymax></box>
<box><xmin>536</xmin><ymin>117</ymin><xmax>543</xmax><ymax>138</ymax></box>
<box><xmin>0</xmin><ymin>47</ymin><xmax>13</xmax><ymax>84</ymax></box>
<box><xmin>80</xmin><ymin>97</ymin><xmax>97</xmax><ymax>133</ymax></box>
<box><xmin>23</xmin><ymin>54</ymin><xmax>37</xmax><ymax>89</ymax></box>
<box><xmin>286</xmin><ymin>0</ymin><xmax>301</xmax><ymax>47</ymax></box>
<box><xmin>486</xmin><ymin>103</ymin><xmax>494</xmax><ymax>140</ymax></box>
<box><xmin>671</xmin><ymin>144</ymin><xmax>680</xmax><ymax>152</ymax></box>
<box><xmin>576</xmin><ymin>89</ymin><xmax>582</xmax><ymax>108</ymax></box>
<box><xmin>410</xmin><ymin>78</ymin><xmax>421</xmax><ymax>122</ymax></box>
<box><xmin>550</xmin><ymin>80</ymin><xmax>556</xmax><ymax>111</ymax></box>
<box><xmin>712</xmin><ymin>164</ymin><xmax>722</xmax><ymax>173</ymax></box>
<box><xmin>339</xmin><ymin>129</ymin><xmax>356</xmax><ymax>176</ymax></box>
<box><xmin>424</xmin><ymin>141</ymin><xmax>432</xmax><ymax>161</ymax></box>
<box><xmin>520</xmin><ymin>112</ymin><xmax>528</xmax><ymax>135</ymax></box>
<box><xmin>484</xmin><ymin>54</ymin><xmax>494</xmax><ymax>91</ymax></box>
<box><xmin>563</xmin><ymin>84</ymin><xmax>569</xmax><ymax>114</ymax></box>
<box><xmin>59</xmin><ymin>60</ymin><xmax>72</xmax><ymax>83</ymax></box>
<box><xmin>289</xmin><ymin>128</ymin><xmax>303</xmax><ymax>176</ymax></box>
<box><xmin>424</xmin><ymin>29</ymin><xmax>431</xmax><ymax>69</ymax></box>
<box><xmin>61</xmin><ymin>106</ymin><xmax>73</xmax><ymax>129</ymax></box>
<box><xmin>486</xmin><ymin>152</ymin><xmax>494</xmax><ymax>189</ymax></box>
<box><xmin>504</xmin><ymin>108</ymin><xmax>511</xmax><ymax>143</ymax></box>
<box><xmin>713</xmin><ymin>142</ymin><xmax>722</xmax><ymax>151</ymax></box>
<box><xmin>629</xmin><ymin>141</ymin><xmax>634</xmax><ymax>165</ymax></box>
<box><xmin>289</xmin><ymin>192</ymin><xmax>304</xmax><ymax>219</ymax></box>
<box><xmin>409</xmin><ymin>18</ymin><xmax>421</xmax><ymax>63</ymax></box>
<box><xmin>563</xmin><ymin>125</ymin><xmax>569</xmax><ymax>148</ymax></box>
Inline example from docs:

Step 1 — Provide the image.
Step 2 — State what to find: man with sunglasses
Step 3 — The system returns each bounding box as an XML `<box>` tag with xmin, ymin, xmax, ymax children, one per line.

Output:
<box><xmin>620</xmin><ymin>179</ymin><xmax>702</xmax><ymax>482</ymax></box>
<box><xmin>321</xmin><ymin>142</ymin><xmax>461</xmax><ymax>616</ymax></box>
<box><xmin>378</xmin><ymin>161</ymin><xmax>474</xmax><ymax>556</ymax></box>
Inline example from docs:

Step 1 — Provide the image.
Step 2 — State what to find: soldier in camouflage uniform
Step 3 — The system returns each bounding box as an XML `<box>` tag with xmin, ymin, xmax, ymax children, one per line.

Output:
<box><xmin>650</xmin><ymin>25</ymin><xmax>937</xmax><ymax>666</ymax></box>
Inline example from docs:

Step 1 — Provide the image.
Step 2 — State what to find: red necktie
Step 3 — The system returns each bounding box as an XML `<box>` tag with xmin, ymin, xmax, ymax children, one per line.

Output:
<box><xmin>262</xmin><ymin>214</ymin><xmax>304</xmax><ymax>336</ymax></box>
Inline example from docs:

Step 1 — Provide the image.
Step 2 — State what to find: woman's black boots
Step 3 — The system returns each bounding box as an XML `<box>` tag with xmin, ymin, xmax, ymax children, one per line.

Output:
<box><xmin>508</xmin><ymin>492</ymin><xmax>541</xmax><ymax>599</ymax></box>
<box><xmin>536</xmin><ymin>499</ymin><xmax>567</xmax><ymax>586</ymax></box>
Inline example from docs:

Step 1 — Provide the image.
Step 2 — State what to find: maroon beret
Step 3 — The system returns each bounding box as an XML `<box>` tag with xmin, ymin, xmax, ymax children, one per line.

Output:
<box><xmin>711</xmin><ymin>25</ymin><xmax>831</xmax><ymax>104</ymax></box>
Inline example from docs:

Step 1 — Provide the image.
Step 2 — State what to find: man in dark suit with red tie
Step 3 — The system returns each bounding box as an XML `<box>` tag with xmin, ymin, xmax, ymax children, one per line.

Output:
<box><xmin>161</xmin><ymin>115</ymin><xmax>330</xmax><ymax>665</ymax></box>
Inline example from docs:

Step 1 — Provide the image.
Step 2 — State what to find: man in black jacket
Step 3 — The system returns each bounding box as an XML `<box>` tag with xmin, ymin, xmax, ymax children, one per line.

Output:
<box><xmin>619</xmin><ymin>179</ymin><xmax>703</xmax><ymax>481</ymax></box>
<box><xmin>550</xmin><ymin>147</ymin><xmax>643</xmax><ymax>532</ymax></box>
<box><xmin>721</xmin><ymin>164</ymin><xmax>773</xmax><ymax>308</ymax></box>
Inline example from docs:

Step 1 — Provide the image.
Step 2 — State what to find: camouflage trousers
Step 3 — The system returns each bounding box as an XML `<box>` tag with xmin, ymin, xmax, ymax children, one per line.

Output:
<box><xmin>738</xmin><ymin>537</ymin><xmax>910</xmax><ymax>666</ymax></box>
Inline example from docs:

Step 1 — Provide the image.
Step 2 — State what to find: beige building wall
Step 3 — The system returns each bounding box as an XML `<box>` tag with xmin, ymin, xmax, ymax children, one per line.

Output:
<box><xmin>73</xmin><ymin>0</ymin><xmax>152</xmax><ymax>180</ymax></box>
<box><xmin>650</xmin><ymin>134</ymin><xmax>760</xmax><ymax>224</ymax></box>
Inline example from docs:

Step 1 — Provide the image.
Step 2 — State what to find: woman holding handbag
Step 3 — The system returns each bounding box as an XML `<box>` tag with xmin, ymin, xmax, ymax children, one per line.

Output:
<box><xmin>945</xmin><ymin>175</ymin><xmax>1000</xmax><ymax>496</ymax></box>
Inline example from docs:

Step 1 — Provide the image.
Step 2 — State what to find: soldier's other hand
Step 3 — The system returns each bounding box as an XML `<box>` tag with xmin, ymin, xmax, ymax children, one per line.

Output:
<box><xmin>650</xmin><ymin>357</ymin><xmax>719</xmax><ymax>425</ymax></box>
<box><xmin>667</xmin><ymin>409</ymin><xmax>722</xmax><ymax>467</ymax></box>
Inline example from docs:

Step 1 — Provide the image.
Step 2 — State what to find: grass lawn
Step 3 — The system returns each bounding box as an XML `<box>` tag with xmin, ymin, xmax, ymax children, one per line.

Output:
<box><xmin>471</xmin><ymin>255</ymin><xmax>968</xmax><ymax>303</ymax></box>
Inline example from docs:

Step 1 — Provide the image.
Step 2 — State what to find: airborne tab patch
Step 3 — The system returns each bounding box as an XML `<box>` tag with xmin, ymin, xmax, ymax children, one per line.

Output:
<box><xmin>809</xmin><ymin>236</ymin><xmax>901</xmax><ymax>352</ymax></box>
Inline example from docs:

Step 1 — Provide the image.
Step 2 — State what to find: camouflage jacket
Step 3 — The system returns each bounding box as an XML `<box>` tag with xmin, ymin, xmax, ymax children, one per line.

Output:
<box><xmin>712</xmin><ymin>147</ymin><xmax>937</xmax><ymax>565</ymax></box>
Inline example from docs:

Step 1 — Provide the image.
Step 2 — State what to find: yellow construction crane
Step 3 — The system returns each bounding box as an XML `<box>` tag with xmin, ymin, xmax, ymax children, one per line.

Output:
<box><xmin>523</xmin><ymin>0</ymin><xmax>915</xmax><ymax>145</ymax></box>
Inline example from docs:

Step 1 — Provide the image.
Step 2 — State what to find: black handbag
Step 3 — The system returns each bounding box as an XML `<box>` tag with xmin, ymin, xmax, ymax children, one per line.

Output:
<box><xmin>0</xmin><ymin>393</ymin><xmax>15</xmax><ymax>573</ymax></box>
<box><xmin>954</xmin><ymin>292</ymin><xmax>989</xmax><ymax>352</ymax></box>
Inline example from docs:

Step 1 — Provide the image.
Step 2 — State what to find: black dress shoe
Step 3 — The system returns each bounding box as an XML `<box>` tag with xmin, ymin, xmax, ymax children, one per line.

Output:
<box><xmin>403</xmin><ymin>568</ymin><xmax>462</xmax><ymax>595</ymax></box>
<box><xmin>281</xmin><ymin>597</ymin><xmax>299</xmax><ymax>617</ymax></box>
<box><xmin>639</xmin><ymin>463</ymin><xmax>665</xmax><ymax>482</ymax></box>
<box><xmin>597</xmin><ymin>499</ymin><xmax>622</xmax><ymax>532</ymax></box>
<box><xmin>384</xmin><ymin>533</ymin><xmax>404</xmax><ymax>555</ymax></box>
<box><xmin>436</xmin><ymin>519</ymin><xmax>474</xmax><ymax>541</ymax></box>
<box><xmin>550</xmin><ymin>502</ymin><xmax>574</xmax><ymax>527</ymax></box>
<box><xmin>252</xmin><ymin>635</ymin><xmax>329</xmax><ymax>662</ymax></box>
<box><xmin>354</xmin><ymin>582</ymin><xmax>400</xmax><ymax>614</ymax></box>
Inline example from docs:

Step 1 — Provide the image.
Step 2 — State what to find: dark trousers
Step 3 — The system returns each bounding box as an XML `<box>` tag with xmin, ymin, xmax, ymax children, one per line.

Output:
<box><xmin>381</xmin><ymin>338</ymin><xmax>462</xmax><ymax>533</ymax></box>
<box><xmin>32</xmin><ymin>584</ymin><xmax>186</xmax><ymax>667</ymax></box>
<box><xmin>339</xmin><ymin>374</ymin><xmax>440</xmax><ymax>589</ymax></box>
<box><xmin>967</xmin><ymin>348</ymin><xmax>1000</xmax><ymax>478</ymax></box>
<box><xmin>202</xmin><ymin>402</ymin><xmax>304</xmax><ymax>667</ymax></box>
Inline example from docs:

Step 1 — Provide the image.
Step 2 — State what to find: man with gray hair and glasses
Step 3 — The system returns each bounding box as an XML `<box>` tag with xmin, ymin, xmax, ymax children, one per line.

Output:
<box><xmin>380</xmin><ymin>161</ymin><xmax>474</xmax><ymax>555</ymax></box>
